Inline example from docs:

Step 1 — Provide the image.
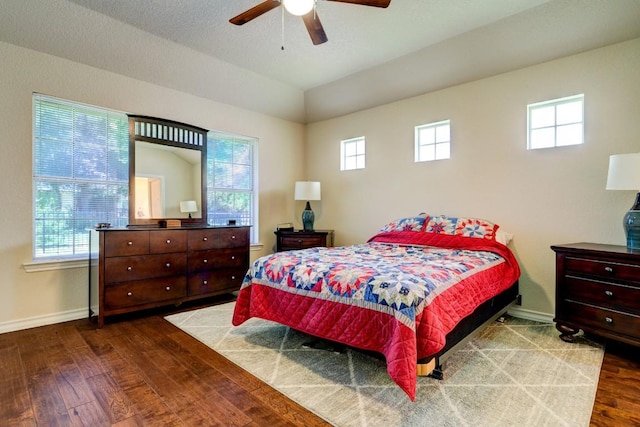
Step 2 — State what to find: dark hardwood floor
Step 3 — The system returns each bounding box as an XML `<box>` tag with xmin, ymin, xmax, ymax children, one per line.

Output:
<box><xmin>1</xmin><ymin>297</ymin><xmax>638</xmax><ymax>426</ymax></box>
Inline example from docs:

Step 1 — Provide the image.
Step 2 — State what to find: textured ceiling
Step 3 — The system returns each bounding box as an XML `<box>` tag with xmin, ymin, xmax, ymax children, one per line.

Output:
<box><xmin>1</xmin><ymin>0</ymin><xmax>639</xmax><ymax>123</ymax></box>
<box><xmin>65</xmin><ymin>0</ymin><xmax>553</xmax><ymax>90</ymax></box>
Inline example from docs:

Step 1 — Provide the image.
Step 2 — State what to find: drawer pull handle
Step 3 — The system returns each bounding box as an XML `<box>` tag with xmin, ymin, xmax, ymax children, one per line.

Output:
<box><xmin>165</xmin><ymin>263</ymin><xmax>171</xmax><ymax>268</ymax></box>
<box><xmin>297</xmin><ymin>239</ymin><xmax>302</xmax><ymax>243</ymax></box>
<box><xmin>604</xmin><ymin>290</ymin><xmax>614</xmax><ymax>297</ymax></box>
<box><xmin>165</xmin><ymin>286</ymin><xmax>171</xmax><ymax>291</ymax></box>
<box><xmin>127</xmin><ymin>292</ymin><xmax>132</xmax><ymax>296</ymax></box>
<box><xmin>203</xmin><ymin>280</ymin><xmax>208</xmax><ymax>285</ymax></box>
<box><xmin>127</xmin><ymin>241</ymin><xmax>133</xmax><ymax>246</ymax></box>
<box><xmin>604</xmin><ymin>266</ymin><xmax>614</xmax><ymax>273</ymax></box>
<box><xmin>203</xmin><ymin>259</ymin><xmax>208</xmax><ymax>263</ymax></box>
<box><xmin>166</xmin><ymin>239</ymin><xmax>171</xmax><ymax>244</ymax></box>
<box><xmin>127</xmin><ymin>266</ymin><xmax>132</xmax><ymax>271</ymax></box>
<box><xmin>231</xmin><ymin>275</ymin><xmax>236</xmax><ymax>280</ymax></box>
<box><xmin>604</xmin><ymin>317</ymin><xmax>613</xmax><ymax>324</ymax></box>
<box><xmin>231</xmin><ymin>256</ymin><xmax>235</xmax><ymax>260</ymax></box>
<box><xmin>232</xmin><ymin>235</ymin><xmax>236</xmax><ymax>239</ymax></box>
<box><xmin>203</xmin><ymin>237</ymin><xmax>208</xmax><ymax>241</ymax></box>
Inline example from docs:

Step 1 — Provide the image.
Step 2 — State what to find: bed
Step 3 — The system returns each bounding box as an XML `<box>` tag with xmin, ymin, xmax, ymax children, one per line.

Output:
<box><xmin>232</xmin><ymin>215</ymin><xmax>521</xmax><ymax>400</ymax></box>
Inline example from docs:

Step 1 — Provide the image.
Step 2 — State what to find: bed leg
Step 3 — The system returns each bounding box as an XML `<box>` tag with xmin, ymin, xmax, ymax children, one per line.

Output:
<box><xmin>428</xmin><ymin>365</ymin><xmax>444</xmax><ymax>380</ymax></box>
<box><xmin>416</xmin><ymin>358</ymin><xmax>437</xmax><ymax>377</ymax></box>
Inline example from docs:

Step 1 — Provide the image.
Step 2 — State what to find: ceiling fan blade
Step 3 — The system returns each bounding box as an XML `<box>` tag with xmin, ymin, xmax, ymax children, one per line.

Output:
<box><xmin>302</xmin><ymin>11</ymin><xmax>328</xmax><ymax>45</ymax></box>
<box><xmin>229</xmin><ymin>0</ymin><xmax>280</xmax><ymax>25</ymax></box>
<box><xmin>325</xmin><ymin>0</ymin><xmax>391</xmax><ymax>8</ymax></box>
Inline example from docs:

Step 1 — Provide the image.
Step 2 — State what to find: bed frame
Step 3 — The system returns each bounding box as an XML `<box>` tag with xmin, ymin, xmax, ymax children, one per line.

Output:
<box><xmin>419</xmin><ymin>280</ymin><xmax>520</xmax><ymax>379</ymax></box>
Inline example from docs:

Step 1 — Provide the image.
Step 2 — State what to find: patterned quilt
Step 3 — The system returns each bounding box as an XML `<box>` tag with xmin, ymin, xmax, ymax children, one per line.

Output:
<box><xmin>233</xmin><ymin>230</ymin><xmax>520</xmax><ymax>400</ymax></box>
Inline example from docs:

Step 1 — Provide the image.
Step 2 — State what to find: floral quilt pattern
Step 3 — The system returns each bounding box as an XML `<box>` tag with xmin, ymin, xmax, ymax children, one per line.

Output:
<box><xmin>245</xmin><ymin>242</ymin><xmax>503</xmax><ymax>329</ymax></box>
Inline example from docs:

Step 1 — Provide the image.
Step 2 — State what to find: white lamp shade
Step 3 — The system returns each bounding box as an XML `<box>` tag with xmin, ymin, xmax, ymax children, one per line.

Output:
<box><xmin>606</xmin><ymin>153</ymin><xmax>640</xmax><ymax>191</ymax></box>
<box><xmin>283</xmin><ymin>0</ymin><xmax>314</xmax><ymax>16</ymax></box>
<box><xmin>294</xmin><ymin>181</ymin><xmax>321</xmax><ymax>201</ymax></box>
<box><xmin>179</xmin><ymin>200</ymin><xmax>198</xmax><ymax>213</ymax></box>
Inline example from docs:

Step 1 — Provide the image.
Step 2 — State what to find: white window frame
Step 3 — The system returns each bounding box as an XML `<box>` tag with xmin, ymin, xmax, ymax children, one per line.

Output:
<box><xmin>415</xmin><ymin>120</ymin><xmax>451</xmax><ymax>162</ymax></box>
<box><xmin>527</xmin><ymin>94</ymin><xmax>584</xmax><ymax>150</ymax></box>
<box><xmin>207</xmin><ymin>131</ymin><xmax>259</xmax><ymax>244</ymax></box>
<box><xmin>340</xmin><ymin>136</ymin><xmax>366</xmax><ymax>171</ymax></box>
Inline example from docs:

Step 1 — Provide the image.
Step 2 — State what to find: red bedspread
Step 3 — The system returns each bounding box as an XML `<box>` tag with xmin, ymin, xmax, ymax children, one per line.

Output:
<box><xmin>233</xmin><ymin>231</ymin><xmax>520</xmax><ymax>400</ymax></box>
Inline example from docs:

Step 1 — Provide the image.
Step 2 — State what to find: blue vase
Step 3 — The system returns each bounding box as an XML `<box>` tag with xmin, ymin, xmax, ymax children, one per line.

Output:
<box><xmin>301</xmin><ymin>201</ymin><xmax>315</xmax><ymax>231</ymax></box>
<box><xmin>624</xmin><ymin>192</ymin><xmax>640</xmax><ymax>251</ymax></box>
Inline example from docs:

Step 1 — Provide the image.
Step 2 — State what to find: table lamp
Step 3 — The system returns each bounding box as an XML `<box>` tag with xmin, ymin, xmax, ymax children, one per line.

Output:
<box><xmin>180</xmin><ymin>200</ymin><xmax>198</xmax><ymax>219</ymax></box>
<box><xmin>294</xmin><ymin>181</ymin><xmax>321</xmax><ymax>231</ymax></box>
<box><xmin>606</xmin><ymin>153</ymin><xmax>640</xmax><ymax>250</ymax></box>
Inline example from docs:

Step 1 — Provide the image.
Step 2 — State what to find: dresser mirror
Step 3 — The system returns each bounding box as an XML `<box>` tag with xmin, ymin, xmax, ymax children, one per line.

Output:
<box><xmin>128</xmin><ymin>115</ymin><xmax>208</xmax><ymax>226</ymax></box>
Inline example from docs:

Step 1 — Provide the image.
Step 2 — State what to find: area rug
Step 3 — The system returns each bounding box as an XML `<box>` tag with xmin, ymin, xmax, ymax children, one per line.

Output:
<box><xmin>165</xmin><ymin>303</ymin><xmax>604</xmax><ymax>427</ymax></box>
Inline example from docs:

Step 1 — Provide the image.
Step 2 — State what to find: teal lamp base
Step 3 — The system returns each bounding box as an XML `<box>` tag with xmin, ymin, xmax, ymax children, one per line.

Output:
<box><xmin>301</xmin><ymin>201</ymin><xmax>315</xmax><ymax>231</ymax></box>
<box><xmin>624</xmin><ymin>192</ymin><xmax>640</xmax><ymax>251</ymax></box>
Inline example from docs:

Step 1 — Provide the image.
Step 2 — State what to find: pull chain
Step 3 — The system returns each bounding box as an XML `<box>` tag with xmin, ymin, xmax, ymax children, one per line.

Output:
<box><xmin>281</xmin><ymin>4</ymin><xmax>285</xmax><ymax>50</ymax></box>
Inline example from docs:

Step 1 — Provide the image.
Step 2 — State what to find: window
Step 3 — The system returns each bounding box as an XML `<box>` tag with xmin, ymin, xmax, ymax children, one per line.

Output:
<box><xmin>207</xmin><ymin>131</ymin><xmax>258</xmax><ymax>243</ymax></box>
<box><xmin>415</xmin><ymin>120</ymin><xmax>450</xmax><ymax>162</ymax></box>
<box><xmin>340</xmin><ymin>136</ymin><xmax>365</xmax><ymax>171</ymax></box>
<box><xmin>527</xmin><ymin>94</ymin><xmax>584</xmax><ymax>149</ymax></box>
<box><xmin>33</xmin><ymin>94</ymin><xmax>129</xmax><ymax>259</ymax></box>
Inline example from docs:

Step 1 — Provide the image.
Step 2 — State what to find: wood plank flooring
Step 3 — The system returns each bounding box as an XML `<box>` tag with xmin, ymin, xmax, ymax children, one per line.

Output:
<box><xmin>0</xmin><ymin>297</ymin><xmax>638</xmax><ymax>426</ymax></box>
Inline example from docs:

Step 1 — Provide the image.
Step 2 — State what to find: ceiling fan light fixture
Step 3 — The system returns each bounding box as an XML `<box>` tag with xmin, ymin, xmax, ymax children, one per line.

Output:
<box><xmin>283</xmin><ymin>0</ymin><xmax>314</xmax><ymax>16</ymax></box>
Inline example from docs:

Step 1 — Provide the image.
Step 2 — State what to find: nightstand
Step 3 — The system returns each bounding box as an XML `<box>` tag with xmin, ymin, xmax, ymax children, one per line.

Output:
<box><xmin>551</xmin><ymin>242</ymin><xmax>640</xmax><ymax>347</ymax></box>
<box><xmin>275</xmin><ymin>229</ymin><xmax>334</xmax><ymax>252</ymax></box>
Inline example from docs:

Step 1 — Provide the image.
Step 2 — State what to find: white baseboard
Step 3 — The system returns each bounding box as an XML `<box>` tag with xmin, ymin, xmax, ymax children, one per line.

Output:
<box><xmin>507</xmin><ymin>306</ymin><xmax>554</xmax><ymax>324</ymax></box>
<box><xmin>0</xmin><ymin>308</ymin><xmax>88</xmax><ymax>334</ymax></box>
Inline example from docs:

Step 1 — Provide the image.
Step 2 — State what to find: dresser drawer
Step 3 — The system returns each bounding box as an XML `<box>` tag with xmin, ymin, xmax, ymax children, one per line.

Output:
<box><xmin>149</xmin><ymin>230</ymin><xmax>187</xmax><ymax>253</ymax></box>
<box><xmin>563</xmin><ymin>301</ymin><xmax>640</xmax><ymax>339</ymax></box>
<box><xmin>187</xmin><ymin>248</ymin><xmax>248</xmax><ymax>272</ymax></box>
<box><xmin>565</xmin><ymin>256</ymin><xmax>640</xmax><ymax>283</ymax></box>
<box><xmin>104</xmin><ymin>231</ymin><xmax>149</xmax><ymax>257</ymax></box>
<box><xmin>104</xmin><ymin>253</ymin><xmax>187</xmax><ymax>283</ymax></box>
<box><xmin>563</xmin><ymin>275</ymin><xmax>640</xmax><ymax>313</ymax></box>
<box><xmin>187</xmin><ymin>268</ymin><xmax>246</xmax><ymax>296</ymax></box>
<box><xmin>104</xmin><ymin>276</ymin><xmax>187</xmax><ymax>309</ymax></box>
<box><xmin>188</xmin><ymin>228</ymin><xmax>249</xmax><ymax>251</ymax></box>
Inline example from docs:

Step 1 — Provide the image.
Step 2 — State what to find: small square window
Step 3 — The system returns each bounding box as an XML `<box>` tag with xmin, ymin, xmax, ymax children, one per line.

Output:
<box><xmin>415</xmin><ymin>120</ymin><xmax>450</xmax><ymax>162</ymax></box>
<box><xmin>527</xmin><ymin>95</ymin><xmax>584</xmax><ymax>150</ymax></box>
<box><xmin>341</xmin><ymin>136</ymin><xmax>365</xmax><ymax>171</ymax></box>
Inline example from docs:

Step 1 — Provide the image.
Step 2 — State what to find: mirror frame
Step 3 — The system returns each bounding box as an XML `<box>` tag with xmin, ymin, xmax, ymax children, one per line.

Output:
<box><xmin>128</xmin><ymin>115</ymin><xmax>208</xmax><ymax>226</ymax></box>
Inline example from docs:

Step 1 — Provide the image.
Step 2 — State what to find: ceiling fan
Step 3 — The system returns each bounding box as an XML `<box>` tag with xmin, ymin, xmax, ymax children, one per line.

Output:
<box><xmin>229</xmin><ymin>0</ymin><xmax>391</xmax><ymax>45</ymax></box>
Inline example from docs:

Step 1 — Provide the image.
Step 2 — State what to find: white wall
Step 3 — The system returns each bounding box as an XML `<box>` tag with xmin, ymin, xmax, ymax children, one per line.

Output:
<box><xmin>305</xmin><ymin>38</ymin><xmax>640</xmax><ymax>318</ymax></box>
<box><xmin>0</xmin><ymin>41</ymin><xmax>305</xmax><ymax>331</ymax></box>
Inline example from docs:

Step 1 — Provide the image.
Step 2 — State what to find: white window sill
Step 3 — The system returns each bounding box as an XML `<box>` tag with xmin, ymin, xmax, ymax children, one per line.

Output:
<box><xmin>23</xmin><ymin>243</ymin><xmax>265</xmax><ymax>273</ymax></box>
<box><xmin>23</xmin><ymin>258</ymin><xmax>89</xmax><ymax>273</ymax></box>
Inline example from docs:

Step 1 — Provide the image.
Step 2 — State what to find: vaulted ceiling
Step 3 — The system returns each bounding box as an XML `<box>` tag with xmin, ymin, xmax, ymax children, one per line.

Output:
<box><xmin>1</xmin><ymin>0</ymin><xmax>639</xmax><ymax>123</ymax></box>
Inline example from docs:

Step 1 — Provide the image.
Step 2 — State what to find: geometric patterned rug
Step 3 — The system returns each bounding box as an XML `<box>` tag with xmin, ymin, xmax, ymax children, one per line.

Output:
<box><xmin>165</xmin><ymin>302</ymin><xmax>604</xmax><ymax>427</ymax></box>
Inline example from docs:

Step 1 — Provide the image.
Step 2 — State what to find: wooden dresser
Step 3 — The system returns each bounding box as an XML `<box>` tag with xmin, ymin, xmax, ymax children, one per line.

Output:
<box><xmin>90</xmin><ymin>226</ymin><xmax>250</xmax><ymax>327</ymax></box>
<box><xmin>274</xmin><ymin>229</ymin><xmax>334</xmax><ymax>252</ymax></box>
<box><xmin>551</xmin><ymin>242</ymin><xmax>640</xmax><ymax>347</ymax></box>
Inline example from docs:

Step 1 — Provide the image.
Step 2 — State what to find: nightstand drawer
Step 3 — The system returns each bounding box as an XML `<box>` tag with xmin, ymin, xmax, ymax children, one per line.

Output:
<box><xmin>565</xmin><ymin>256</ymin><xmax>640</xmax><ymax>283</ymax></box>
<box><xmin>563</xmin><ymin>301</ymin><xmax>640</xmax><ymax>339</ymax></box>
<box><xmin>563</xmin><ymin>275</ymin><xmax>640</xmax><ymax>313</ymax></box>
<box><xmin>275</xmin><ymin>229</ymin><xmax>332</xmax><ymax>252</ymax></box>
<box><xmin>280</xmin><ymin>236</ymin><xmax>324</xmax><ymax>249</ymax></box>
